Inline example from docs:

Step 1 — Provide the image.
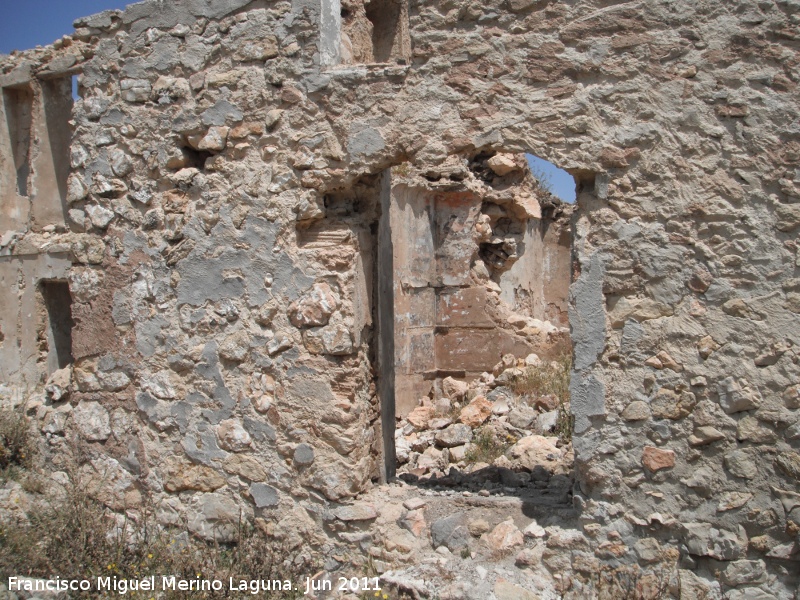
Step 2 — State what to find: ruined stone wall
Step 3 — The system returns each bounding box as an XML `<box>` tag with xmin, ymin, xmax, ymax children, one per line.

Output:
<box><xmin>1</xmin><ymin>0</ymin><xmax>799</xmax><ymax>595</ymax></box>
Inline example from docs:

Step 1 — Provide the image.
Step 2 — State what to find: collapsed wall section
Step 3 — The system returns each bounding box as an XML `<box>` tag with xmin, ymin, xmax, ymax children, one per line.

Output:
<box><xmin>390</xmin><ymin>153</ymin><xmax>573</xmax><ymax>416</ymax></box>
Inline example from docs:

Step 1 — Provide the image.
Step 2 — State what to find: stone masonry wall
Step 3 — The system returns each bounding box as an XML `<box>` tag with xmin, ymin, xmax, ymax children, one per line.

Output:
<box><xmin>1</xmin><ymin>0</ymin><xmax>799</xmax><ymax>596</ymax></box>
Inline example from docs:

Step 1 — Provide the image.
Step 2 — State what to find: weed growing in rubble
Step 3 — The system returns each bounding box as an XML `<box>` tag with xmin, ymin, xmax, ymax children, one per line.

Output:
<box><xmin>509</xmin><ymin>349</ymin><xmax>574</xmax><ymax>444</ymax></box>
<box><xmin>464</xmin><ymin>428</ymin><xmax>513</xmax><ymax>464</ymax></box>
<box><xmin>0</xmin><ymin>408</ymin><xmax>37</xmax><ymax>475</ymax></box>
<box><xmin>556</xmin><ymin>401</ymin><xmax>575</xmax><ymax>444</ymax></box>
<box><xmin>510</xmin><ymin>350</ymin><xmax>571</xmax><ymax>403</ymax></box>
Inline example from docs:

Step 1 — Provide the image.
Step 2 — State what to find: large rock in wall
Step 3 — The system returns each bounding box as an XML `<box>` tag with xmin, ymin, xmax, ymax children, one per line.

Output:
<box><xmin>0</xmin><ymin>0</ymin><xmax>798</xmax><ymax>594</ymax></box>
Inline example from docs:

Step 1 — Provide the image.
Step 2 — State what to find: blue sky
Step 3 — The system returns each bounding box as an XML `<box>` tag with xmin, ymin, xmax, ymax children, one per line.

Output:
<box><xmin>526</xmin><ymin>154</ymin><xmax>576</xmax><ymax>203</ymax></box>
<box><xmin>0</xmin><ymin>0</ymin><xmax>133</xmax><ymax>54</ymax></box>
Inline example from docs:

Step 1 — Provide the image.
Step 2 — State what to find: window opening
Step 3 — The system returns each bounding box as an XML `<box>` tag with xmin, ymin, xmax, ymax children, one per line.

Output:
<box><xmin>39</xmin><ymin>280</ymin><xmax>75</xmax><ymax>373</ymax></box>
<box><xmin>364</xmin><ymin>0</ymin><xmax>410</xmax><ymax>63</ymax></box>
<box><xmin>3</xmin><ymin>85</ymin><xmax>34</xmax><ymax>197</ymax></box>
<box><xmin>526</xmin><ymin>153</ymin><xmax>577</xmax><ymax>204</ymax></box>
<box><xmin>340</xmin><ymin>0</ymin><xmax>410</xmax><ymax>65</ymax></box>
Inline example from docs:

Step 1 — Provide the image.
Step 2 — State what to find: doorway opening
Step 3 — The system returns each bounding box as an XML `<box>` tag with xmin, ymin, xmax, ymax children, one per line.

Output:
<box><xmin>384</xmin><ymin>151</ymin><xmax>579</xmax><ymax>502</ymax></box>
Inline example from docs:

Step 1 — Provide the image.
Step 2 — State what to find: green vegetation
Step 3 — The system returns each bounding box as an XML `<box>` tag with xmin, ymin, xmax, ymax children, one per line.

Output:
<box><xmin>528</xmin><ymin>161</ymin><xmax>556</xmax><ymax>196</ymax></box>
<box><xmin>0</xmin><ymin>470</ymin><xmax>315</xmax><ymax>599</ymax></box>
<box><xmin>510</xmin><ymin>349</ymin><xmax>573</xmax><ymax>444</ymax></box>
<box><xmin>0</xmin><ymin>408</ymin><xmax>36</xmax><ymax>475</ymax></box>
<box><xmin>464</xmin><ymin>428</ymin><xmax>514</xmax><ymax>464</ymax></box>
<box><xmin>509</xmin><ymin>350</ymin><xmax>571</xmax><ymax>402</ymax></box>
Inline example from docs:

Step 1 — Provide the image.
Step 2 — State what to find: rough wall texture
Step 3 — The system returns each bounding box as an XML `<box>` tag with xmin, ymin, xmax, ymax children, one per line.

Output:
<box><xmin>1</xmin><ymin>0</ymin><xmax>799</xmax><ymax>596</ymax></box>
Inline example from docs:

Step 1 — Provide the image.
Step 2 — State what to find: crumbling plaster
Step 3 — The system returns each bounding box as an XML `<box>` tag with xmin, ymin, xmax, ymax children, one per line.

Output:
<box><xmin>0</xmin><ymin>0</ymin><xmax>799</xmax><ymax>595</ymax></box>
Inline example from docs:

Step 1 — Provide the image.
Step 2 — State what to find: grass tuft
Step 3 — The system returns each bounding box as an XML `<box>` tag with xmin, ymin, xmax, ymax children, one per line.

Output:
<box><xmin>509</xmin><ymin>349</ymin><xmax>574</xmax><ymax>444</ymax></box>
<box><xmin>464</xmin><ymin>428</ymin><xmax>513</xmax><ymax>464</ymax></box>
<box><xmin>508</xmin><ymin>351</ymin><xmax>571</xmax><ymax>402</ymax></box>
<box><xmin>0</xmin><ymin>408</ymin><xmax>37</xmax><ymax>475</ymax></box>
<box><xmin>0</xmin><ymin>477</ymin><xmax>317</xmax><ymax>599</ymax></box>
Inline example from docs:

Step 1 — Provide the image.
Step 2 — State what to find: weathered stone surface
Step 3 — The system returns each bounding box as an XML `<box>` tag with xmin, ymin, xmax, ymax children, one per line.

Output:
<box><xmin>86</xmin><ymin>204</ymin><xmax>115</xmax><ymax>229</ymax></box>
<box><xmin>399</xmin><ymin>508</ymin><xmax>426</xmax><ymax>537</ymax></box>
<box><xmin>218</xmin><ymin>330</ymin><xmax>251</xmax><ymax>362</ymax></box>
<box><xmin>97</xmin><ymin>370</ymin><xmax>130</xmax><ymax>392</ymax></box>
<box><xmin>288</xmin><ymin>282</ymin><xmax>339</xmax><ymax>328</ymax></box>
<box><xmin>483</xmin><ymin>519</ymin><xmax>524</xmax><ymax>552</ymax></box>
<box><xmin>651</xmin><ymin>388</ymin><xmax>695</xmax><ymax>420</ymax></box>
<box><xmin>81</xmin><ymin>456</ymin><xmax>141</xmax><ymax>511</ymax></box>
<box><xmin>407</xmin><ymin>406</ymin><xmax>436</xmax><ymax>430</ymax></box>
<box><xmin>335</xmin><ymin>503</ymin><xmax>378</xmax><ymax>521</ymax></box>
<box><xmin>721</xmin><ymin>560</ymin><xmax>767</xmax><ymax>587</ymax></box>
<box><xmin>215</xmin><ymin>419</ymin><xmax>252</xmax><ymax>452</ymax></box>
<box><xmin>141</xmin><ymin>370</ymin><xmax>177</xmax><ymax>400</ymax></box>
<box><xmin>509</xmin><ymin>435</ymin><xmax>562</xmax><ymax>471</ymax></box>
<box><xmin>435</xmin><ymin>423</ymin><xmax>473</xmax><ymax>448</ymax></box>
<box><xmin>775</xmin><ymin>452</ymin><xmax>800</xmax><ymax>481</ymax></box>
<box><xmin>188</xmin><ymin>493</ymin><xmax>240</xmax><ymax>542</ymax></box>
<box><xmin>458</xmin><ymin>396</ymin><xmax>493</xmax><ymax>427</ymax></box>
<box><xmin>249</xmin><ymin>483</ymin><xmax>279</xmax><ymax>508</ymax></box>
<box><xmin>717</xmin><ymin>492</ymin><xmax>752</xmax><ymax>512</ymax></box>
<box><xmin>442</xmin><ymin>376</ymin><xmax>468</xmax><ymax>400</ymax></box>
<box><xmin>319</xmin><ymin>321</ymin><xmax>354</xmax><ymax>355</ymax></box>
<box><xmin>718</xmin><ymin>378</ymin><xmax>761</xmax><ymax>414</ymax></box>
<box><xmin>697</xmin><ymin>336</ymin><xmax>719</xmax><ymax>360</ymax></box>
<box><xmin>493</xmin><ymin>579</ymin><xmax>538</xmax><ymax>600</ymax></box>
<box><xmin>223</xmin><ymin>455</ymin><xmax>267</xmax><ymax>481</ymax></box>
<box><xmin>782</xmin><ymin>384</ymin><xmax>800</xmax><ymax>409</ymax></box>
<box><xmin>486</xmin><ymin>153</ymin><xmax>520</xmax><ymax>176</ymax></box>
<box><xmin>621</xmin><ymin>400</ymin><xmax>650</xmax><ymax>421</ymax></box>
<box><xmin>678</xmin><ymin>570</ymin><xmax>722</xmax><ymax>600</ymax></box>
<box><xmin>430</xmin><ymin>514</ymin><xmax>469</xmax><ymax>551</ymax></box>
<box><xmin>1</xmin><ymin>2</ymin><xmax>797</xmax><ymax>595</ymax></box>
<box><xmin>633</xmin><ymin>538</ymin><xmax>663</xmax><ymax>564</ymax></box>
<box><xmin>682</xmin><ymin>522</ymin><xmax>747</xmax><ymax>561</ymax></box>
<box><xmin>72</xmin><ymin>401</ymin><xmax>111</xmax><ymax>441</ymax></box>
<box><xmin>293</xmin><ymin>443</ymin><xmax>315</xmax><ymax>466</ymax></box>
<box><xmin>689</xmin><ymin>426</ymin><xmax>726</xmax><ymax>446</ymax></box>
<box><xmin>163</xmin><ymin>459</ymin><xmax>226</xmax><ymax>493</ymax></box>
<box><xmin>682</xmin><ymin>467</ymin><xmax>716</xmax><ymax>497</ymax></box>
<box><xmin>687</xmin><ymin>266</ymin><xmax>714</xmax><ymax>293</ymax></box>
<box><xmin>642</xmin><ymin>446</ymin><xmax>675</xmax><ymax>472</ymax></box>
<box><xmin>725</xmin><ymin>450</ymin><xmax>758</xmax><ymax>479</ymax></box>
<box><xmin>507</xmin><ymin>404</ymin><xmax>537</xmax><ymax>428</ymax></box>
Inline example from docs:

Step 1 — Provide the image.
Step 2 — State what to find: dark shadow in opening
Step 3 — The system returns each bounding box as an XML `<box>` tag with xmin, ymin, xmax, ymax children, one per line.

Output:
<box><xmin>40</xmin><ymin>280</ymin><xmax>75</xmax><ymax>370</ymax></box>
<box><xmin>181</xmin><ymin>146</ymin><xmax>214</xmax><ymax>171</ymax></box>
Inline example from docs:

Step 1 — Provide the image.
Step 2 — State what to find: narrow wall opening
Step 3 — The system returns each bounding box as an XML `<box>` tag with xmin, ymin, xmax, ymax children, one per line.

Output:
<box><xmin>71</xmin><ymin>75</ymin><xmax>81</xmax><ymax>101</ymax></box>
<box><xmin>364</xmin><ymin>0</ymin><xmax>410</xmax><ymax>63</ymax></box>
<box><xmin>34</xmin><ymin>76</ymin><xmax>74</xmax><ymax>228</ymax></box>
<box><xmin>340</xmin><ymin>0</ymin><xmax>410</xmax><ymax>64</ymax></box>
<box><xmin>38</xmin><ymin>280</ymin><xmax>74</xmax><ymax>374</ymax></box>
<box><xmin>386</xmin><ymin>152</ymin><xmax>578</xmax><ymax>501</ymax></box>
<box><xmin>3</xmin><ymin>85</ymin><xmax>34</xmax><ymax>198</ymax></box>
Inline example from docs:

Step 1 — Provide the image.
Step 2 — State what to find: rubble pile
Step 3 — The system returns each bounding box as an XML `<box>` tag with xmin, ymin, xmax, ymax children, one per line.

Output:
<box><xmin>395</xmin><ymin>351</ymin><xmax>574</xmax><ymax>494</ymax></box>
